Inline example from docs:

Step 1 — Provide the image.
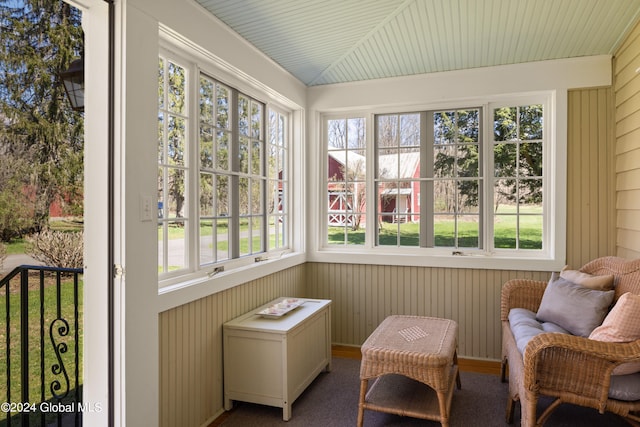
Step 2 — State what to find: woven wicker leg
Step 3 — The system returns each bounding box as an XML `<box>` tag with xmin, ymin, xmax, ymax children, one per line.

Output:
<box><xmin>500</xmin><ymin>357</ymin><xmax>508</xmax><ymax>383</ymax></box>
<box><xmin>623</xmin><ymin>415</ymin><xmax>640</xmax><ymax>427</ymax></box>
<box><xmin>436</xmin><ymin>390</ymin><xmax>450</xmax><ymax>427</ymax></box>
<box><xmin>537</xmin><ymin>398</ymin><xmax>562</xmax><ymax>427</ymax></box>
<box><xmin>522</xmin><ymin>391</ymin><xmax>538</xmax><ymax>427</ymax></box>
<box><xmin>454</xmin><ymin>351</ymin><xmax>462</xmax><ymax>389</ymax></box>
<box><xmin>505</xmin><ymin>396</ymin><xmax>515</xmax><ymax>424</ymax></box>
<box><xmin>356</xmin><ymin>378</ymin><xmax>368</xmax><ymax>427</ymax></box>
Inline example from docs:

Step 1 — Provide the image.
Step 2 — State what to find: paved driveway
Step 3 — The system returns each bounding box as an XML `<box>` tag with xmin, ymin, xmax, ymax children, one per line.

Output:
<box><xmin>0</xmin><ymin>253</ymin><xmax>43</xmax><ymax>275</ymax></box>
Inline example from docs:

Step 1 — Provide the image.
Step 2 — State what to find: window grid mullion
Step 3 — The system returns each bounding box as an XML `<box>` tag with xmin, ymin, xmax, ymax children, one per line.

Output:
<box><xmin>516</xmin><ymin>107</ymin><xmax>521</xmax><ymax>250</ymax></box>
<box><xmin>230</xmin><ymin>90</ymin><xmax>240</xmax><ymax>259</ymax></box>
<box><xmin>477</xmin><ymin>107</ymin><xmax>484</xmax><ymax>250</ymax></box>
<box><xmin>186</xmin><ymin>66</ymin><xmax>199</xmax><ymax>272</ymax></box>
<box><xmin>260</xmin><ymin>105</ymin><xmax>268</xmax><ymax>254</ymax></box>
<box><xmin>422</xmin><ymin>111</ymin><xmax>433</xmax><ymax>248</ymax></box>
<box><xmin>453</xmin><ymin>111</ymin><xmax>459</xmax><ymax>249</ymax></box>
<box><xmin>372</xmin><ymin>116</ymin><xmax>380</xmax><ymax>247</ymax></box>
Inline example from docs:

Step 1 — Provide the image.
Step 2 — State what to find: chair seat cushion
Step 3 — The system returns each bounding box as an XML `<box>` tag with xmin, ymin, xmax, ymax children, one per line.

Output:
<box><xmin>609</xmin><ymin>372</ymin><xmax>640</xmax><ymax>401</ymax></box>
<box><xmin>508</xmin><ymin>308</ymin><xmax>569</xmax><ymax>354</ymax></box>
<box><xmin>508</xmin><ymin>309</ymin><xmax>640</xmax><ymax>402</ymax></box>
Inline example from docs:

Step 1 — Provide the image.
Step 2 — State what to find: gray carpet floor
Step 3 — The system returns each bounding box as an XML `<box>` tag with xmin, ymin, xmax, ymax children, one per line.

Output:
<box><xmin>219</xmin><ymin>357</ymin><xmax>631</xmax><ymax>427</ymax></box>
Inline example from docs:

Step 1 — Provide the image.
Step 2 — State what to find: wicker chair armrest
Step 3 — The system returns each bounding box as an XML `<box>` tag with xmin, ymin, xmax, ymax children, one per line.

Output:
<box><xmin>500</xmin><ymin>278</ymin><xmax>547</xmax><ymax>321</ymax></box>
<box><xmin>523</xmin><ymin>333</ymin><xmax>640</xmax><ymax>406</ymax></box>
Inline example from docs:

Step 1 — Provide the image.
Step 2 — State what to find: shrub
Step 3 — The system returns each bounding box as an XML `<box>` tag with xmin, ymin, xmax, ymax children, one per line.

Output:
<box><xmin>0</xmin><ymin>182</ymin><xmax>34</xmax><ymax>241</ymax></box>
<box><xmin>0</xmin><ymin>242</ymin><xmax>6</xmax><ymax>271</ymax></box>
<box><xmin>26</xmin><ymin>229</ymin><xmax>83</xmax><ymax>269</ymax></box>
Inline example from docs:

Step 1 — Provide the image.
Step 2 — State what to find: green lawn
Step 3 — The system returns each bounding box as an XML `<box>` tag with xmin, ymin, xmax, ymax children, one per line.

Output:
<box><xmin>159</xmin><ymin>210</ymin><xmax>543</xmax><ymax>250</ymax></box>
<box><xmin>159</xmin><ymin>220</ymin><xmax>282</xmax><ymax>271</ymax></box>
<box><xmin>0</xmin><ymin>218</ymin><xmax>85</xmax><ymax>421</ymax></box>
<box><xmin>4</xmin><ymin>239</ymin><xmax>26</xmax><ymax>255</ymax></box>
<box><xmin>328</xmin><ymin>208</ymin><xmax>543</xmax><ymax>249</ymax></box>
<box><xmin>0</xmin><ymin>276</ymin><xmax>83</xmax><ymax>420</ymax></box>
<box><xmin>49</xmin><ymin>218</ymin><xmax>84</xmax><ymax>232</ymax></box>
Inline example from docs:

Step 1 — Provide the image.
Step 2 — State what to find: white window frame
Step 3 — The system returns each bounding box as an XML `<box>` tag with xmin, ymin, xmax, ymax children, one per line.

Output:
<box><xmin>158</xmin><ymin>39</ymin><xmax>297</xmax><ymax>291</ymax></box>
<box><xmin>372</xmin><ymin>108</ymin><xmax>484</xmax><ymax>249</ymax></box>
<box><xmin>266</xmin><ymin>106</ymin><xmax>290</xmax><ymax>252</ymax></box>
<box><xmin>487</xmin><ymin>96</ymin><xmax>551</xmax><ymax>259</ymax></box>
<box><xmin>315</xmin><ymin>92</ymin><xmax>565</xmax><ymax>272</ymax></box>
<box><xmin>157</xmin><ymin>52</ymin><xmax>192</xmax><ymax>279</ymax></box>
<box><xmin>325</xmin><ymin>116</ymin><xmax>367</xmax><ymax>245</ymax></box>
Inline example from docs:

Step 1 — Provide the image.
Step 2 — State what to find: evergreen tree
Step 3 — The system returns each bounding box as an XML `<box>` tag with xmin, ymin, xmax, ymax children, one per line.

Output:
<box><xmin>493</xmin><ymin>105</ymin><xmax>543</xmax><ymax>208</ymax></box>
<box><xmin>0</xmin><ymin>0</ymin><xmax>83</xmax><ymax>234</ymax></box>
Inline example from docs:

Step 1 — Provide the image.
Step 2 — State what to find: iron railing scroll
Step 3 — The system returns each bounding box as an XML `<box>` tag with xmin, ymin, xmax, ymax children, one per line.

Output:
<box><xmin>0</xmin><ymin>265</ymin><xmax>83</xmax><ymax>427</ymax></box>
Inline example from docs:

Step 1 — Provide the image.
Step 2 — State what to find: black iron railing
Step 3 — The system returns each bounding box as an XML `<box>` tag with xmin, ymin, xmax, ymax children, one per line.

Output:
<box><xmin>0</xmin><ymin>265</ymin><xmax>83</xmax><ymax>427</ymax></box>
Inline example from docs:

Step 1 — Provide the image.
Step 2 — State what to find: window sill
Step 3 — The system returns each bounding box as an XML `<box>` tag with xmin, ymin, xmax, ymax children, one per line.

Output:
<box><xmin>157</xmin><ymin>252</ymin><xmax>306</xmax><ymax>312</ymax></box>
<box><xmin>308</xmin><ymin>248</ymin><xmax>564</xmax><ymax>272</ymax></box>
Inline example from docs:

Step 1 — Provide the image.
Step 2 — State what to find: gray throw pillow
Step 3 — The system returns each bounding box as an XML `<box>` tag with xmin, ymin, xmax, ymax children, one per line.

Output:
<box><xmin>536</xmin><ymin>277</ymin><xmax>614</xmax><ymax>337</ymax></box>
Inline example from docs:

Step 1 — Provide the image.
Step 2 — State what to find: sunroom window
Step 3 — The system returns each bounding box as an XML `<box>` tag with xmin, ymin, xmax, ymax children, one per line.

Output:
<box><xmin>323</xmin><ymin>99</ymin><xmax>549</xmax><ymax>259</ymax></box>
<box><xmin>375</xmin><ymin>108</ymin><xmax>482</xmax><ymax>248</ymax></box>
<box><xmin>492</xmin><ymin>105</ymin><xmax>543</xmax><ymax>250</ymax></box>
<box><xmin>158</xmin><ymin>52</ymin><xmax>290</xmax><ymax>282</ymax></box>
<box><xmin>198</xmin><ymin>76</ymin><xmax>267</xmax><ymax>263</ymax></box>
<box><xmin>158</xmin><ymin>57</ymin><xmax>189</xmax><ymax>273</ymax></box>
<box><xmin>326</xmin><ymin>117</ymin><xmax>366</xmax><ymax>245</ymax></box>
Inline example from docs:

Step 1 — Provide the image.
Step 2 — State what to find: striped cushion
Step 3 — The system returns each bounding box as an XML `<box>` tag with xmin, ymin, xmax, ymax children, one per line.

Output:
<box><xmin>590</xmin><ymin>292</ymin><xmax>640</xmax><ymax>342</ymax></box>
<box><xmin>590</xmin><ymin>292</ymin><xmax>640</xmax><ymax>375</ymax></box>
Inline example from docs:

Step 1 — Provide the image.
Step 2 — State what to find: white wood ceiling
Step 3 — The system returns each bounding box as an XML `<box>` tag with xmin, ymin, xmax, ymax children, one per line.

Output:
<box><xmin>195</xmin><ymin>0</ymin><xmax>640</xmax><ymax>86</ymax></box>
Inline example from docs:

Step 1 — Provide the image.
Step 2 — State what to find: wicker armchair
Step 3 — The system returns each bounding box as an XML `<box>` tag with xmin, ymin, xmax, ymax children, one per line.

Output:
<box><xmin>500</xmin><ymin>256</ymin><xmax>640</xmax><ymax>427</ymax></box>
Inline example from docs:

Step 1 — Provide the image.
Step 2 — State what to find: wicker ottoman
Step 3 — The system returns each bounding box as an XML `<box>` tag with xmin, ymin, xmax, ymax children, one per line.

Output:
<box><xmin>357</xmin><ymin>315</ymin><xmax>461</xmax><ymax>427</ymax></box>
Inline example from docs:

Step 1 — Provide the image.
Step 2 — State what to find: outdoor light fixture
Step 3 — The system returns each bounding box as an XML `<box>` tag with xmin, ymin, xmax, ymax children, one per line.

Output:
<box><xmin>60</xmin><ymin>57</ymin><xmax>84</xmax><ymax>112</ymax></box>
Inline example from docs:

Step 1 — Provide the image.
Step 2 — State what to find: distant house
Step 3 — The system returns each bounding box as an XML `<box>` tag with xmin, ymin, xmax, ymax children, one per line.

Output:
<box><xmin>377</xmin><ymin>151</ymin><xmax>420</xmax><ymax>223</ymax></box>
<box><xmin>327</xmin><ymin>150</ymin><xmax>421</xmax><ymax>226</ymax></box>
<box><xmin>49</xmin><ymin>192</ymin><xmax>79</xmax><ymax>218</ymax></box>
<box><xmin>327</xmin><ymin>150</ymin><xmax>364</xmax><ymax>227</ymax></box>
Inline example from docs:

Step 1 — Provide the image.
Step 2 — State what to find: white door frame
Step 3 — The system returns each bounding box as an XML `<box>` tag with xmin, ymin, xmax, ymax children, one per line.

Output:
<box><xmin>63</xmin><ymin>1</ymin><xmax>113</xmax><ymax>426</ymax></box>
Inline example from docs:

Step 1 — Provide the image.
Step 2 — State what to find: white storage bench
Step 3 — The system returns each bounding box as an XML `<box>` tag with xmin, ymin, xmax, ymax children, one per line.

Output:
<box><xmin>223</xmin><ymin>297</ymin><xmax>332</xmax><ymax>420</ymax></box>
